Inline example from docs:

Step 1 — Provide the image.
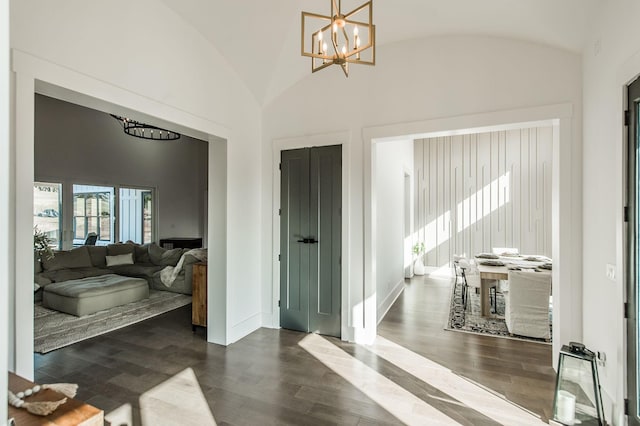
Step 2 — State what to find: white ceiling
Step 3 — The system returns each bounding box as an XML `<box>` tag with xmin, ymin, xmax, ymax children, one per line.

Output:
<box><xmin>159</xmin><ymin>0</ymin><xmax>600</xmax><ymax>106</ymax></box>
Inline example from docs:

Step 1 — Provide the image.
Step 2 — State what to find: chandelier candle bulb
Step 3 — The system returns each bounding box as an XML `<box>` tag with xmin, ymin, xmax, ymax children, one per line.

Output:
<box><xmin>301</xmin><ymin>0</ymin><xmax>375</xmax><ymax>76</ymax></box>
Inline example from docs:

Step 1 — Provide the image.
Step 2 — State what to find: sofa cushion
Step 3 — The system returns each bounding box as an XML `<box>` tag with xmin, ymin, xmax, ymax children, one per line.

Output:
<box><xmin>107</xmin><ymin>243</ymin><xmax>136</xmax><ymax>259</ymax></box>
<box><xmin>106</xmin><ymin>253</ymin><xmax>134</xmax><ymax>267</ymax></box>
<box><xmin>42</xmin><ymin>246</ymin><xmax>92</xmax><ymax>271</ymax></box>
<box><xmin>148</xmin><ymin>243</ymin><xmax>182</xmax><ymax>267</ymax></box>
<box><xmin>108</xmin><ymin>263</ymin><xmax>164</xmax><ymax>279</ymax></box>
<box><xmin>86</xmin><ymin>245</ymin><xmax>108</xmax><ymax>268</ymax></box>
<box><xmin>34</xmin><ymin>274</ymin><xmax>52</xmax><ymax>288</ymax></box>
<box><xmin>40</xmin><ymin>267</ymin><xmax>112</xmax><ymax>283</ymax></box>
<box><xmin>133</xmin><ymin>243</ymin><xmax>151</xmax><ymax>264</ymax></box>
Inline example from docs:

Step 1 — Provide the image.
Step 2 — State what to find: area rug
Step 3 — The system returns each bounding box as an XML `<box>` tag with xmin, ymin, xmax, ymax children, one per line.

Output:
<box><xmin>34</xmin><ymin>290</ymin><xmax>191</xmax><ymax>353</ymax></box>
<box><xmin>445</xmin><ymin>278</ymin><xmax>551</xmax><ymax>344</ymax></box>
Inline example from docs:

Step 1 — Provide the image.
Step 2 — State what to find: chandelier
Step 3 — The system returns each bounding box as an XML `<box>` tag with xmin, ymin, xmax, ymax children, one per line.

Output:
<box><xmin>110</xmin><ymin>114</ymin><xmax>180</xmax><ymax>141</ymax></box>
<box><xmin>301</xmin><ymin>0</ymin><xmax>375</xmax><ymax>77</ymax></box>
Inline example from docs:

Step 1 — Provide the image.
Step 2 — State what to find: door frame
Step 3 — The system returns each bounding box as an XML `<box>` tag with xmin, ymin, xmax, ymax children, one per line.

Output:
<box><xmin>363</xmin><ymin>103</ymin><xmax>577</xmax><ymax>360</ymax></box>
<box><xmin>626</xmin><ymin>75</ymin><xmax>640</xmax><ymax>426</ymax></box>
<box><xmin>271</xmin><ymin>132</ymin><xmax>351</xmax><ymax>341</ymax></box>
<box><xmin>11</xmin><ymin>50</ymin><xmax>230</xmax><ymax>378</ymax></box>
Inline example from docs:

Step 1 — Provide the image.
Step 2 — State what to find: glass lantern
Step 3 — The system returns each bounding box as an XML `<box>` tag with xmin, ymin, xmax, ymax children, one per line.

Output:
<box><xmin>552</xmin><ymin>342</ymin><xmax>604</xmax><ymax>426</ymax></box>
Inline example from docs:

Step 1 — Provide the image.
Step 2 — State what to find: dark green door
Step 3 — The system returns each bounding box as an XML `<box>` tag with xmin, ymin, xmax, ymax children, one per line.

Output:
<box><xmin>280</xmin><ymin>145</ymin><xmax>341</xmax><ymax>337</ymax></box>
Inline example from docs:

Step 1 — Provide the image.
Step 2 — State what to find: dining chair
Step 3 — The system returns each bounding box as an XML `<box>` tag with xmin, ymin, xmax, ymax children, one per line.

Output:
<box><xmin>458</xmin><ymin>258</ymin><xmax>481</xmax><ymax>312</ymax></box>
<box><xmin>504</xmin><ymin>270</ymin><xmax>552</xmax><ymax>340</ymax></box>
<box><xmin>84</xmin><ymin>232</ymin><xmax>98</xmax><ymax>246</ymax></box>
<box><xmin>452</xmin><ymin>254</ymin><xmax>465</xmax><ymax>302</ymax></box>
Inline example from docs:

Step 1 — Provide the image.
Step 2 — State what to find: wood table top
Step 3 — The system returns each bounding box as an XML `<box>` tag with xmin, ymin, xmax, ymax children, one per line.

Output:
<box><xmin>8</xmin><ymin>372</ymin><xmax>103</xmax><ymax>426</ymax></box>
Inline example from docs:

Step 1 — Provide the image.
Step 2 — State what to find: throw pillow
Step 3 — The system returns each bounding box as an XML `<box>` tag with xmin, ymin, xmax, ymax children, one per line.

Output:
<box><xmin>107</xmin><ymin>243</ymin><xmax>136</xmax><ymax>260</ymax></box>
<box><xmin>105</xmin><ymin>253</ymin><xmax>134</xmax><ymax>267</ymax></box>
<box><xmin>148</xmin><ymin>243</ymin><xmax>183</xmax><ymax>267</ymax></box>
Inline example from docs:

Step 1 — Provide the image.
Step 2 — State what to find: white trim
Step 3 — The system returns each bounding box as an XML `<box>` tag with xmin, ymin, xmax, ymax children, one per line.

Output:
<box><xmin>12</xmin><ymin>50</ymin><xmax>229</xmax><ymax>141</ymax></box>
<box><xmin>11</xmin><ymin>50</ymin><xmax>231</xmax><ymax>378</ymax></box>
<box><xmin>14</xmin><ymin>72</ymin><xmax>35</xmax><ymax>378</ymax></box>
<box><xmin>615</xmin><ymin>50</ymin><xmax>640</xmax><ymax>425</ymax></box>
<box><xmin>363</xmin><ymin>103</ymin><xmax>572</xmax><ymax>143</ymax></box>
<box><xmin>363</xmin><ymin>103</ymin><xmax>577</xmax><ymax>365</ymax></box>
<box><xmin>271</xmin><ymin>132</ymin><xmax>352</xmax><ymax>341</ymax></box>
<box><xmin>207</xmin><ymin>137</ymin><xmax>228</xmax><ymax>345</ymax></box>
<box><xmin>377</xmin><ymin>279</ymin><xmax>405</xmax><ymax>325</ymax></box>
<box><xmin>1</xmin><ymin>0</ymin><xmax>10</xmax><ymax>420</ymax></box>
<box><xmin>229</xmin><ymin>312</ymin><xmax>262</xmax><ymax>344</ymax></box>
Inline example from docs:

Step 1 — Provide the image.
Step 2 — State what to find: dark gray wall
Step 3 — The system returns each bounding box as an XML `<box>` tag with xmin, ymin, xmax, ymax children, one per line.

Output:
<box><xmin>34</xmin><ymin>94</ymin><xmax>208</xmax><ymax>242</ymax></box>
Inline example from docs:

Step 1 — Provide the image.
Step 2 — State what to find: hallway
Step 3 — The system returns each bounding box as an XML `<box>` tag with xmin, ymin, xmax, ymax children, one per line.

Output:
<box><xmin>34</xmin><ymin>274</ymin><xmax>555</xmax><ymax>425</ymax></box>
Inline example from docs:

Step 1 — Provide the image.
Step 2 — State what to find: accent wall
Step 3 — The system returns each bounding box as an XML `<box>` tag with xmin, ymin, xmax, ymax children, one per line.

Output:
<box><xmin>414</xmin><ymin>127</ymin><xmax>553</xmax><ymax>267</ymax></box>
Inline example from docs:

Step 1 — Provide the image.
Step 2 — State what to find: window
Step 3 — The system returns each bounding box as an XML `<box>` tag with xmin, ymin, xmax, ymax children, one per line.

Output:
<box><xmin>142</xmin><ymin>190</ymin><xmax>153</xmax><ymax>244</ymax></box>
<box><xmin>33</xmin><ymin>182</ymin><xmax>62</xmax><ymax>249</ymax></box>
<box><xmin>40</xmin><ymin>183</ymin><xmax>155</xmax><ymax>247</ymax></box>
<box><xmin>73</xmin><ymin>185</ymin><xmax>114</xmax><ymax>244</ymax></box>
<box><xmin>119</xmin><ymin>187</ymin><xmax>154</xmax><ymax>244</ymax></box>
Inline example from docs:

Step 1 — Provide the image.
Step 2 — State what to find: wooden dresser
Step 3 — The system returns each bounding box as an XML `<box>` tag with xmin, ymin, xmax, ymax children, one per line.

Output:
<box><xmin>8</xmin><ymin>372</ymin><xmax>103</xmax><ymax>426</ymax></box>
<box><xmin>192</xmin><ymin>262</ymin><xmax>207</xmax><ymax>331</ymax></box>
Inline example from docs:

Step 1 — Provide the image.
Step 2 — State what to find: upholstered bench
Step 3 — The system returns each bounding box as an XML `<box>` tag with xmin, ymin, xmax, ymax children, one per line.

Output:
<box><xmin>42</xmin><ymin>274</ymin><xmax>149</xmax><ymax>316</ymax></box>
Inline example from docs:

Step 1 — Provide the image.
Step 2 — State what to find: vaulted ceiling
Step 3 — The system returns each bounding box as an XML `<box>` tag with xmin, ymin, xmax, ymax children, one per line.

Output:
<box><xmin>159</xmin><ymin>0</ymin><xmax>600</xmax><ymax>106</ymax></box>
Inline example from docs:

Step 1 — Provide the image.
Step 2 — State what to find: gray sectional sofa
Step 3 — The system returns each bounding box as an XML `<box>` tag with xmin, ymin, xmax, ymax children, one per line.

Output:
<box><xmin>35</xmin><ymin>242</ymin><xmax>204</xmax><ymax>316</ymax></box>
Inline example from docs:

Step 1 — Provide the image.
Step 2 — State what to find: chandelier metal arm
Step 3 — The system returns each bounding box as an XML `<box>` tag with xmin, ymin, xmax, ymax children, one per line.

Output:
<box><xmin>301</xmin><ymin>0</ymin><xmax>375</xmax><ymax>77</ymax></box>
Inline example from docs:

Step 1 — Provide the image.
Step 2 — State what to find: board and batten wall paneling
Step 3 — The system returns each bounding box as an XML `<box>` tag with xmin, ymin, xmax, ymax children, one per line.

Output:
<box><xmin>414</xmin><ymin>127</ymin><xmax>552</xmax><ymax>267</ymax></box>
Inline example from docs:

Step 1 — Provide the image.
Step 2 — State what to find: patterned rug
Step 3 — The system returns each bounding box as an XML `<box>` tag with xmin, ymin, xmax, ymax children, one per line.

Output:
<box><xmin>445</xmin><ymin>277</ymin><xmax>551</xmax><ymax>344</ymax></box>
<box><xmin>34</xmin><ymin>290</ymin><xmax>192</xmax><ymax>353</ymax></box>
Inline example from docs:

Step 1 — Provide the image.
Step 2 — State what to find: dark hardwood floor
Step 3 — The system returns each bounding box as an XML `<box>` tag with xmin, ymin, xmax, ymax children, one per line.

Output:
<box><xmin>34</xmin><ymin>274</ymin><xmax>556</xmax><ymax>425</ymax></box>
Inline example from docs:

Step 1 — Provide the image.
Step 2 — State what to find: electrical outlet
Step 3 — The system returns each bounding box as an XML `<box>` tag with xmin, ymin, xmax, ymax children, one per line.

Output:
<box><xmin>606</xmin><ymin>264</ymin><xmax>616</xmax><ymax>281</ymax></box>
<box><xmin>597</xmin><ymin>351</ymin><xmax>606</xmax><ymax>367</ymax></box>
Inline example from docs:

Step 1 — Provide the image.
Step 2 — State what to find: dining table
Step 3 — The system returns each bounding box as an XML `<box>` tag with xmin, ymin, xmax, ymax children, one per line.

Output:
<box><xmin>475</xmin><ymin>255</ymin><xmax>551</xmax><ymax>317</ymax></box>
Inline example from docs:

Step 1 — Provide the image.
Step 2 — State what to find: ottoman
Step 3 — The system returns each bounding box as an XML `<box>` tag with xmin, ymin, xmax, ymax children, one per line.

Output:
<box><xmin>43</xmin><ymin>274</ymin><xmax>149</xmax><ymax>316</ymax></box>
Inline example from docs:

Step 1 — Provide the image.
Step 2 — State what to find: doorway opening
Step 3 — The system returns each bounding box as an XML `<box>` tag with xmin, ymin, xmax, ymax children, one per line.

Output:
<box><xmin>365</xmin><ymin>104</ymin><xmax>576</xmax><ymax>361</ymax></box>
<box><xmin>12</xmin><ymin>53</ymin><xmax>230</xmax><ymax>378</ymax></box>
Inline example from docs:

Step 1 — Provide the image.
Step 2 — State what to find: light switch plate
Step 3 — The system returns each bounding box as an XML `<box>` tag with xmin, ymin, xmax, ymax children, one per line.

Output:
<box><xmin>606</xmin><ymin>264</ymin><xmax>616</xmax><ymax>281</ymax></box>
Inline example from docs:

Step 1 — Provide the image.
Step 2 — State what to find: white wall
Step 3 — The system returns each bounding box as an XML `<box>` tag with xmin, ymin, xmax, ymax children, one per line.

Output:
<box><xmin>34</xmin><ymin>94</ymin><xmax>208</xmax><ymax>242</ymax></box>
<box><xmin>262</xmin><ymin>35</ymin><xmax>583</xmax><ymax>343</ymax></box>
<box><xmin>415</xmin><ymin>127</ymin><xmax>553</xmax><ymax>267</ymax></box>
<box><xmin>375</xmin><ymin>139</ymin><xmax>413</xmax><ymax>322</ymax></box>
<box><xmin>9</xmin><ymin>0</ymin><xmax>262</xmax><ymax>375</ymax></box>
<box><xmin>582</xmin><ymin>1</ymin><xmax>640</xmax><ymax>423</ymax></box>
<box><xmin>1</xmin><ymin>0</ymin><xmax>9</xmax><ymax>421</ymax></box>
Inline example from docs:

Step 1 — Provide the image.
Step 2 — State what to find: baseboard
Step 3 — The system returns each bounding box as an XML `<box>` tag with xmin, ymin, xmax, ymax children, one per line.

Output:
<box><xmin>261</xmin><ymin>312</ymin><xmax>277</xmax><ymax>329</ymax></box>
<box><xmin>229</xmin><ymin>312</ymin><xmax>262</xmax><ymax>344</ymax></box>
<box><xmin>377</xmin><ymin>279</ymin><xmax>405</xmax><ymax>324</ymax></box>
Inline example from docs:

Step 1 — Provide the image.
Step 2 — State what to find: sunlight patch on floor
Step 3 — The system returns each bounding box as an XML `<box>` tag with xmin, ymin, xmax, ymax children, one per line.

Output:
<box><xmin>105</xmin><ymin>402</ymin><xmax>133</xmax><ymax>426</ymax></box>
<box><xmin>139</xmin><ymin>368</ymin><xmax>216</xmax><ymax>426</ymax></box>
<box><xmin>299</xmin><ymin>333</ymin><xmax>461</xmax><ymax>425</ymax></box>
<box><xmin>367</xmin><ymin>336</ymin><xmax>547</xmax><ymax>426</ymax></box>
<box><xmin>106</xmin><ymin>367</ymin><xmax>217</xmax><ymax>426</ymax></box>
